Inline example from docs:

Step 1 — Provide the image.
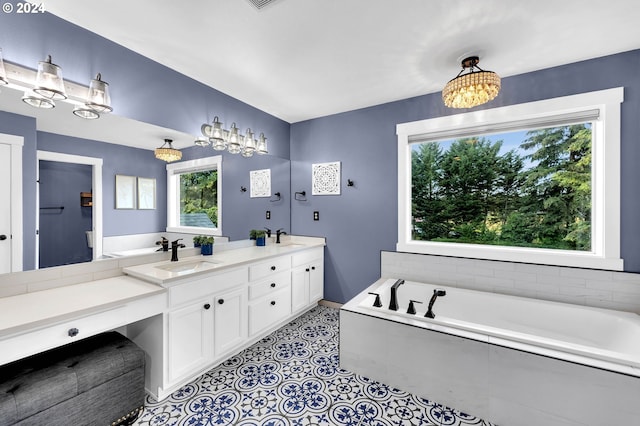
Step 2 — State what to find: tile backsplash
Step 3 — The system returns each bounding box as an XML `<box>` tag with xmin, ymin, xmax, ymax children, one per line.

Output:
<box><xmin>381</xmin><ymin>251</ymin><xmax>640</xmax><ymax>314</ymax></box>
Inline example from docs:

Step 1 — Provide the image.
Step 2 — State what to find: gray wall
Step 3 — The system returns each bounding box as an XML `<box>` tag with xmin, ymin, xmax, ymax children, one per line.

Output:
<box><xmin>291</xmin><ymin>49</ymin><xmax>640</xmax><ymax>304</ymax></box>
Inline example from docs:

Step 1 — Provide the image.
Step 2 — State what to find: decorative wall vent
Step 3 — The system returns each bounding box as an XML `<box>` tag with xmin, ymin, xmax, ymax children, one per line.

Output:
<box><xmin>246</xmin><ymin>0</ymin><xmax>280</xmax><ymax>9</ymax></box>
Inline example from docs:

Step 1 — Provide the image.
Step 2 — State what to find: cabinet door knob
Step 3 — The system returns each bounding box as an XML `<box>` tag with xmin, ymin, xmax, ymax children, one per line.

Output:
<box><xmin>270</xmin><ymin>282</ymin><xmax>276</xmax><ymax>288</ymax></box>
<box><xmin>270</xmin><ymin>301</ymin><xmax>276</xmax><ymax>306</ymax></box>
<box><xmin>270</xmin><ymin>266</ymin><xmax>276</xmax><ymax>271</ymax></box>
<box><xmin>311</xmin><ymin>266</ymin><xmax>316</xmax><ymax>270</ymax></box>
<box><xmin>218</xmin><ymin>299</ymin><xmax>224</xmax><ymax>305</ymax></box>
<box><xmin>0</xmin><ymin>235</ymin><xmax>6</xmax><ymax>241</ymax></box>
<box><xmin>306</xmin><ymin>268</ymin><xmax>310</xmax><ymax>272</ymax></box>
<box><xmin>204</xmin><ymin>303</ymin><xmax>211</xmax><ymax>310</ymax></box>
<box><xmin>68</xmin><ymin>328</ymin><xmax>79</xmax><ymax>337</ymax></box>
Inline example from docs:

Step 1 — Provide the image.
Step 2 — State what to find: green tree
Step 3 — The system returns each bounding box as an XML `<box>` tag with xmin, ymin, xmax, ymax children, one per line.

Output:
<box><xmin>180</xmin><ymin>170</ymin><xmax>218</xmax><ymax>226</ymax></box>
<box><xmin>411</xmin><ymin>143</ymin><xmax>447</xmax><ymax>239</ymax></box>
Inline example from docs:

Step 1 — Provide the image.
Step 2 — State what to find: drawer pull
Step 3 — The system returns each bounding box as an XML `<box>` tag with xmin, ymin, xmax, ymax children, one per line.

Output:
<box><xmin>270</xmin><ymin>266</ymin><xmax>276</xmax><ymax>271</ymax></box>
<box><xmin>270</xmin><ymin>283</ymin><xmax>276</xmax><ymax>288</ymax></box>
<box><xmin>68</xmin><ymin>328</ymin><xmax>79</xmax><ymax>337</ymax></box>
<box><xmin>204</xmin><ymin>303</ymin><xmax>211</xmax><ymax>310</ymax></box>
<box><xmin>270</xmin><ymin>301</ymin><xmax>276</xmax><ymax>306</ymax></box>
<box><xmin>218</xmin><ymin>299</ymin><xmax>225</xmax><ymax>305</ymax></box>
<box><xmin>306</xmin><ymin>268</ymin><xmax>310</xmax><ymax>272</ymax></box>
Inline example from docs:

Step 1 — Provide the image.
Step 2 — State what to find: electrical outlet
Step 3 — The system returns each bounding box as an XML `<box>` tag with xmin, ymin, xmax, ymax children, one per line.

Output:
<box><xmin>266</xmin><ymin>210</ymin><xmax>271</xmax><ymax>220</ymax></box>
<box><xmin>313</xmin><ymin>211</ymin><xmax>319</xmax><ymax>221</ymax></box>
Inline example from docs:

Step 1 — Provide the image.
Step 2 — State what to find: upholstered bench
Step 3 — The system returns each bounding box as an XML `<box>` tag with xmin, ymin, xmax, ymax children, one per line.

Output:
<box><xmin>0</xmin><ymin>331</ymin><xmax>145</xmax><ymax>426</ymax></box>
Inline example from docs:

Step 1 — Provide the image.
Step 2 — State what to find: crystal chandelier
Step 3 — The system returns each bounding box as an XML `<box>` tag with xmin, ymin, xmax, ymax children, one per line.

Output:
<box><xmin>198</xmin><ymin>116</ymin><xmax>269</xmax><ymax>157</ymax></box>
<box><xmin>155</xmin><ymin>138</ymin><xmax>182</xmax><ymax>162</ymax></box>
<box><xmin>442</xmin><ymin>56</ymin><xmax>501</xmax><ymax>109</ymax></box>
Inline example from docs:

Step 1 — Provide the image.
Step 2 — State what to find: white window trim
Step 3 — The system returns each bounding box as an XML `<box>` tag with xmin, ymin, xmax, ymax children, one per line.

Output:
<box><xmin>397</xmin><ymin>87</ymin><xmax>624</xmax><ymax>270</ymax></box>
<box><xmin>166</xmin><ymin>155</ymin><xmax>222</xmax><ymax>236</ymax></box>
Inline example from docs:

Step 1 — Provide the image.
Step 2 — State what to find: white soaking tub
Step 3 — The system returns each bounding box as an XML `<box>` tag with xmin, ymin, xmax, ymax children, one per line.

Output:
<box><xmin>340</xmin><ymin>278</ymin><xmax>640</xmax><ymax>426</ymax></box>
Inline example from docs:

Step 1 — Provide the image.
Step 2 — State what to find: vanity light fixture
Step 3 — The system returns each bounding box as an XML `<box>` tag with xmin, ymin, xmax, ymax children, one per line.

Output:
<box><xmin>199</xmin><ymin>116</ymin><xmax>269</xmax><ymax>156</ymax></box>
<box><xmin>0</xmin><ymin>48</ymin><xmax>8</xmax><ymax>86</ymax></box>
<box><xmin>442</xmin><ymin>56</ymin><xmax>501</xmax><ymax>109</ymax></box>
<box><xmin>33</xmin><ymin>55</ymin><xmax>67</xmax><ymax>100</ymax></box>
<box><xmin>155</xmin><ymin>138</ymin><xmax>182</xmax><ymax>162</ymax></box>
<box><xmin>84</xmin><ymin>73</ymin><xmax>112</xmax><ymax>113</ymax></box>
<box><xmin>22</xmin><ymin>90</ymin><xmax>55</xmax><ymax>109</ymax></box>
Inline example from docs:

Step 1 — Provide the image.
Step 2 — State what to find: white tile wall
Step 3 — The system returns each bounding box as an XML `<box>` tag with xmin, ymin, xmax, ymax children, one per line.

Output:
<box><xmin>381</xmin><ymin>251</ymin><xmax>640</xmax><ymax>314</ymax></box>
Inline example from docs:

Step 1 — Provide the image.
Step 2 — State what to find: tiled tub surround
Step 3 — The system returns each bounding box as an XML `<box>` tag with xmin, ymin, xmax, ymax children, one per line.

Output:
<box><xmin>381</xmin><ymin>251</ymin><xmax>640</xmax><ymax>314</ymax></box>
<box><xmin>135</xmin><ymin>305</ymin><xmax>495</xmax><ymax>426</ymax></box>
<box><xmin>341</xmin><ymin>278</ymin><xmax>640</xmax><ymax>425</ymax></box>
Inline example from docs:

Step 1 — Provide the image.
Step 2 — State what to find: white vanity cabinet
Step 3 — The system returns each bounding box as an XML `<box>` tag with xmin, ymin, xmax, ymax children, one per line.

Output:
<box><xmin>248</xmin><ymin>264</ymin><xmax>292</xmax><ymax>336</ymax></box>
<box><xmin>165</xmin><ymin>267</ymin><xmax>248</xmax><ymax>384</ymax></box>
<box><xmin>291</xmin><ymin>247</ymin><xmax>324</xmax><ymax>314</ymax></box>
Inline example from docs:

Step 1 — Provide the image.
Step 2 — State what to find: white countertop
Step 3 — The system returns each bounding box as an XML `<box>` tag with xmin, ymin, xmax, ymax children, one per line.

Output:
<box><xmin>123</xmin><ymin>236</ymin><xmax>326</xmax><ymax>286</ymax></box>
<box><xmin>0</xmin><ymin>276</ymin><xmax>166</xmax><ymax>337</ymax></box>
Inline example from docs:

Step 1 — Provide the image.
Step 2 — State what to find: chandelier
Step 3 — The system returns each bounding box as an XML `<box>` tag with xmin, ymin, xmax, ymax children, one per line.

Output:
<box><xmin>198</xmin><ymin>116</ymin><xmax>268</xmax><ymax>157</ymax></box>
<box><xmin>442</xmin><ymin>56</ymin><xmax>500</xmax><ymax>109</ymax></box>
<box><xmin>155</xmin><ymin>138</ymin><xmax>182</xmax><ymax>162</ymax></box>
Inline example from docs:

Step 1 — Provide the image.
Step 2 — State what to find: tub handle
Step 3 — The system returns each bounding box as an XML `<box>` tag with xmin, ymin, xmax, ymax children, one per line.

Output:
<box><xmin>368</xmin><ymin>292</ymin><xmax>382</xmax><ymax>308</ymax></box>
<box><xmin>407</xmin><ymin>299</ymin><xmax>422</xmax><ymax>315</ymax></box>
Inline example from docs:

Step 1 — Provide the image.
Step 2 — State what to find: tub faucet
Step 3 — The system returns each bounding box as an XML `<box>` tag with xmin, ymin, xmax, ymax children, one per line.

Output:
<box><xmin>388</xmin><ymin>279</ymin><xmax>405</xmax><ymax>311</ymax></box>
<box><xmin>276</xmin><ymin>228</ymin><xmax>287</xmax><ymax>243</ymax></box>
<box><xmin>171</xmin><ymin>239</ymin><xmax>185</xmax><ymax>262</ymax></box>
<box><xmin>425</xmin><ymin>288</ymin><xmax>446</xmax><ymax>319</ymax></box>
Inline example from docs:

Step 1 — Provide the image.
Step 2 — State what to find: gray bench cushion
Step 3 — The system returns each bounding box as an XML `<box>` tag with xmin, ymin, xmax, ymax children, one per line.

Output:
<box><xmin>0</xmin><ymin>331</ymin><xmax>145</xmax><ymax>425</ymax></box>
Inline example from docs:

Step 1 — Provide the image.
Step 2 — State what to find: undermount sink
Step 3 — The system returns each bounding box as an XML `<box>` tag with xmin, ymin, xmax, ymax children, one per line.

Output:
<box><xmin>155</xmin><ymin>259</ymin><xmax>222</xmax><ymax>274</ymax></box>
<box><xmin>277</xmin><ymin>242</ymin><xmax>305</xmax><ymax>247</ymax></box>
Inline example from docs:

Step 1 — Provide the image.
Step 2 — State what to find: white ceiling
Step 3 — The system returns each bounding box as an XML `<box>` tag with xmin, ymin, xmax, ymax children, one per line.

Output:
<box><xmin>39</xmin><ymin>0</ymin><xmax>640</xmax><ymax>123</ymax></box>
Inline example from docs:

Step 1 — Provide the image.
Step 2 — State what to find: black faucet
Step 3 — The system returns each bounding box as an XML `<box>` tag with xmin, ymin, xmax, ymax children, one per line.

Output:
<box><xmin>265</xmin><ymin>227</ymin><xmax>272</xmax><ymax>238</ymax></box>
<box><xmin>171</xmin><ymin>239</ymin><xmax>185</xmax><ymax>262</ymax></box>
<box><xmin>425</xmin><ymin>288</ymin><xmax>446</xmax><ymax>319</ymax></box>
<box><xmin>276</xmin><ymin>228</ymin><xmax>287</xmax><ymax>243</ymax></box>
<box><xmin>155</xmin><ymin>236</ymin><xmax>169</xmax><ymax>252</ymax></box>
<box><xmin>388</xmin><ymin>279</ymin><xmax>404</xmax><ymax>311</ymax></box>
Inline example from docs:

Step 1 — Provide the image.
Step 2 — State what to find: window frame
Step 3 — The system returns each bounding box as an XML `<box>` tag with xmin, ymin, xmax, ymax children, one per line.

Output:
<box><xmin>397</xmin><ymin>88</ymin><xmax>624</xmax><ymax>270</ymax></box>
<box><xmin>166</xmin><ymin>155</ymin><xmax>222</xmax><ymax>236</ymax></box>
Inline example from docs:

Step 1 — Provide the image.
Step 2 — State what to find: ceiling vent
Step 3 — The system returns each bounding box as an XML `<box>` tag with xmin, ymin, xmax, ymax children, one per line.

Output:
<box><xmin>246</xmin><ymin>0</ymin><xmax>280</xmax><ymax>9</ymax></box>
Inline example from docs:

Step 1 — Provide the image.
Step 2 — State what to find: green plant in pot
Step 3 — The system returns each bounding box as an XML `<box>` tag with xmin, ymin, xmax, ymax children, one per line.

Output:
<box><xmin>198</xmin><ymin>236</ymin><xmax>214</xmax><ymax>255</ymax></box>
<box><xmin>193</xmin><ymin>235</ymin><xmax>203</xmax><ymax>247</ymax></box>
<box><xmin>249</xmin><ymin>229</ymin><xmax>257</xmax><ymax>240</ymax></box>
<box><xmin>255</xmin><ymin>230</ymin><xmax>266</xmax><ymax>246</ymax></box>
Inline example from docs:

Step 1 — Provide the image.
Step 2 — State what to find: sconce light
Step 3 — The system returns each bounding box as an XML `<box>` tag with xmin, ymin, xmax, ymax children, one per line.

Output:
<box><xmin>442</xmin><ymin>56</ymin><xmax>501</xmax><ymax>109</ymax></box>
<box><xmin>22</xmin><ymin>90</ymin><xmax>55</xmax><ymax>109</ymax></box>
<box><xmin>199</xmin><ymin>116</ymin><xmax>269</xmax><ymax>156</ymax></box>
<box><xmin>155</xmin><ymin>138</ymin><xmax>182</xmax><ymax>162</ymax></box>
<box><xmin>33</xmin><ymin>55</ymin><xmax>67</xmax><ymax>100</ymax></box>
<box><xmin>0</xmin><ymin>48</ymin><xmax>8</xmax><ymax>87</ymax></box>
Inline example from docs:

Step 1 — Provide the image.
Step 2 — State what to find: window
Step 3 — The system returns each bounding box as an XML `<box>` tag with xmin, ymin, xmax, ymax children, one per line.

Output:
<box><xmin>397</xmin><ymin>88</ymin><xmax>624</xmax><ymax>270</ymax></box>
<box><xmin>166</xmin><ymin>156</ymin><xmax>222</xmax><ymax>235</ymax></box>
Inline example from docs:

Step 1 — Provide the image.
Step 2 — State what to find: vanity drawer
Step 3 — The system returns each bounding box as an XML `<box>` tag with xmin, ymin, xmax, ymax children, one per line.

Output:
<box><xmin>0</xmin><ymin>306</ymin><xmax>127</xmax><ymax>365</ymax></box>
<box><xmin>248</xmin><ymin>271</ymin><xmax>291</xmax><ymax>300</ymax></box>
<box><xmin>248</xmin><ymin>287</ymin><xmax>291</xmax><ymax>336</ymax></box>
<box><xmin>291</xmin><ymin>247</ymin><xmax>324</xmax><ymax>267</ymax></box>
<box><xmin>169</xmin><ymin>267</ymin><xmax>248</xmax><ymax>307</ymax></box>
<box><xmin>249</xmin><ymin>256</ymin><xmax>291</xmax><ymax>281</ymax></box>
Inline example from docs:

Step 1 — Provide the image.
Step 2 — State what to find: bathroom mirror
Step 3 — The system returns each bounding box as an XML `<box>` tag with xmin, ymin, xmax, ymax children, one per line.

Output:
<box><xmin>0</xmin><ymin>84</ymin><xmax>291</xmax><ymax>275</ymax></box>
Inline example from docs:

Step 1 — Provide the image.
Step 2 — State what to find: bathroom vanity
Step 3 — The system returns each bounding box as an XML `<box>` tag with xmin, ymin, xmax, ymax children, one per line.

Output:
<box><xmin>0</xmin><ymin>236</ymin><xmax>325</xmax><ymax>401</ymax></box>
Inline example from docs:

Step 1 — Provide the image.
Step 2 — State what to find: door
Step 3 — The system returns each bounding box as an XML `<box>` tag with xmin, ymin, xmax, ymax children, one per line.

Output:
<box><xmin>0</xmin><ymin>143</ymin><xmax>11</xmax><ymax>274</ymax></box>
<box><xmin>214</xmin><ymin>287</ymin><xmax>247</xmax><ymax>356</ymax></box>
<box><xmin>168</xmin><ymin>298</ymin><xmax>214</xmax><ymax>382</ymax></box>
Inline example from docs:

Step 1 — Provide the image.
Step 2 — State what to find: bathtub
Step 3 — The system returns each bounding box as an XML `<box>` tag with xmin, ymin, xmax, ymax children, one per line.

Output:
<box><xmin>340</xmin><ymin>278</ymin><xmax>640</xmax><ymax>425</ymax></box>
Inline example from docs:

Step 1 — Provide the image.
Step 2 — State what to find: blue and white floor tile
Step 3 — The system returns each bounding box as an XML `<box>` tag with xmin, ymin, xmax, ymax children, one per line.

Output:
<box><xmin>134</xmin><ymin>306</ymin><xmax>494</xmax><ymax>426</ymax></box>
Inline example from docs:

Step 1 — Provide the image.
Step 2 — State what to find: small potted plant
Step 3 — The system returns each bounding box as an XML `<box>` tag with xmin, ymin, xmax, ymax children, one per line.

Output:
<box><xmin>199</xmin><ymin>236</ymin><xmax>214</xmax><ymax>255</ymax></box>
<box><xmin>255</xmin><ymin>230</ymin><xmax>266</xmax><ymax>246</ymax></box>
<box><xmin>249</xmin><ymin>229</ymin><xmax>257</xmax><ymax>241</ymax></box>
<box><xmin>193</xmin><ymin>235</ymin><xmax>203</xmax><ymax>247</ymax></box>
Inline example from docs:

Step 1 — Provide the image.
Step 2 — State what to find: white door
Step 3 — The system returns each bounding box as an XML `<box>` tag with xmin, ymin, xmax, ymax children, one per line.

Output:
<box><xmin>0</xmin><ymin>143</ymin><xmax>11</xmax><ymax>274</ymax></box>
<box><xmin>214</xmin><ymin>287</ymin><xmax>247</xmax><ymax>356</ymax></box>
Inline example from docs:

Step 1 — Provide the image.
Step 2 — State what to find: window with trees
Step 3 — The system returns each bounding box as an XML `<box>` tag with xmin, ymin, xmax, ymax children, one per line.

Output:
<box><xmin>166</xmin><ymin>156</ymin><xmax>222</xmax><ymax>235</ymax></box>
<box><xmin>397</xmin><ymin>88</ymin><xmax>623</xmax><ymax>270</ymax></box>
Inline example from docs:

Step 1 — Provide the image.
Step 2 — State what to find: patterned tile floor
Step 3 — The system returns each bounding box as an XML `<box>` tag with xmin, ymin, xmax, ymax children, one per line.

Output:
<box><xmin>134</xmin><ymin>306</ymin><xmax>494</xmax><ymax>426</ymax></box>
